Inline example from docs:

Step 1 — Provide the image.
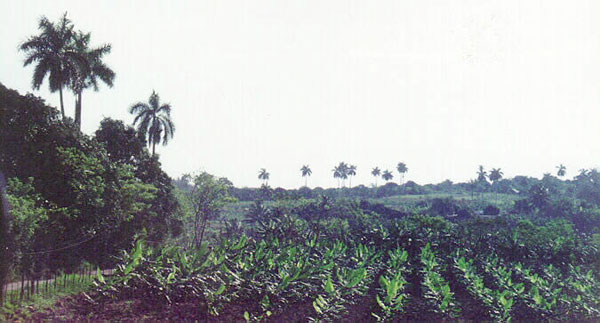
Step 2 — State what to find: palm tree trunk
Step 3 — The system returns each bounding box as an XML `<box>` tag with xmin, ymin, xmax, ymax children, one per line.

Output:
<box><xmin>305</xmin><ymin>177</ymin><xmax>307</xmax><ymax>187</ymax></box>
<box><xmin>75</xmin><ymin>91</ymin><xmax>82</xmax><ymax>129</ymax></box>
<box><xmin>59</xmin><ymin>87</ymin><xmax>65</xmax><ymax>120</ymax></box>
<box><xmin>152</xmin><ymin>141</ymin><xmax>156</xmax><ymax>156</ymax></box>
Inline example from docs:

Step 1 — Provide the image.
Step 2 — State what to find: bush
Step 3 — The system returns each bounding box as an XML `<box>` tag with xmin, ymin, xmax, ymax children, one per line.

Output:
<box><xmin>483</xmin><ymin>205</ymin><xmax>500</xmax><ymax>216</ymax></box>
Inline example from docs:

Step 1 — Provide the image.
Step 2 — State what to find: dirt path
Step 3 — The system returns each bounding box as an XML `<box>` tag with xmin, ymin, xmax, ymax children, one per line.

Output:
<box><xmin>3</xmin><ymin>269</ymin><xmax>113</xmax><ymax>292</ymax></box>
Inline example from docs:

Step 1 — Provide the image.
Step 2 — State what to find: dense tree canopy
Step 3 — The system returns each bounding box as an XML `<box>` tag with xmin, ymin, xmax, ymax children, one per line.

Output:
<box><xmin>0</xmin><ymin>83</ymin><xmax>180</xmax><ymax>272</ymax></box>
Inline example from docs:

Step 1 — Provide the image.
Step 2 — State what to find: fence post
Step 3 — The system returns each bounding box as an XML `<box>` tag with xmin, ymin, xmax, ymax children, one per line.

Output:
<box><xmin>20</xmin><ymin>273</ymin><xmax>24</xmax><ymax>300</ymax></box>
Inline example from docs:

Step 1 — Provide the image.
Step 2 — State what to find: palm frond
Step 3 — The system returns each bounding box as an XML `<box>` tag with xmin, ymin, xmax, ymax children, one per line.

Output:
<box><xmin>129</xmin><ymin>102</ymin><xmax>150</xmax><ymax>115</ymax></box>
<box><xmin>157</xmin><ymin>103</ymin><xmax>171</xmax><ymax>115</ymax></box>
<box><xmin>32</xmin><ymin>58</ymin><xmax>51</xmax><ymax>90</ymax></box>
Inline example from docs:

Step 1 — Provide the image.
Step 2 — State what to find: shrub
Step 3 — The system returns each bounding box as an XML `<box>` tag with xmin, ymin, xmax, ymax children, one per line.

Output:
<box><xmin>483</xmin><ymin>205</ymin><xmax>500</xmax><ymax>216</ymax></box>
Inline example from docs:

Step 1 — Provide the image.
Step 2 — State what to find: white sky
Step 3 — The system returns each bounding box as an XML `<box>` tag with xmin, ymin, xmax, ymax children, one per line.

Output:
<box><xmin>1</xmin><ymin>1</ymin><xmax>599</xmax><ymax>188</ymax></box>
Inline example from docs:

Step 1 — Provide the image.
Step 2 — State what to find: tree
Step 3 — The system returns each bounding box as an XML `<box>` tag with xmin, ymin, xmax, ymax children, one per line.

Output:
<box><xmin>489</xmin><ymin>168</ymin><xmax>504</xmax><ymax>202</ymax></box>
<box><xmin>300</xmin><ymin>165</ymin><xmax>312</xmax><ymax>187</ymax></box>
<box><xmin>528</xmin><ymin>183</ymin><xmax>550</xmax><ymax>210</ymax></box>
<box><xmin>0</xmin><ymin>172</ymin><xmax>9</xmax><ymax>305</ymax></box>
<box><xmin>95</xmin><ymin>118</ymin><xmax>145</xmax><ymax>164</ymax></box>
<box><xmin>371</xmin><ymin>167</ymin><xmax>381</xmax><ymax>187</ymax></box>
<box><xmin>556</xmin><ymin>164</ymin><xmax>566</xmax><ymax>178</ymax></box>
<box><xmin>71</xmin><ymin>31</ymin><xmax>115</xmax><ymax>128</ymax></box>
<box><xmin>332</xmin><ymin>162</ymin><xmax>349</xmax><ymax>188</ymax></box>
<box><xmin>20</xmin><ymin>12</ymin><xmax>82</xmax><ymax>120</ymax></box>
<box><xmin>382</xmin><ymin>170</ymin><xmax>394</xmax><ymax>182</ymax></box>
<box><xmin>489</xmin><ymin>168</ymin><xmax>503</xmax><ymax>184</ymax></box>
<box><xmin>183</xmin><ymin>172</ymin><xmax>234</xmax><ymax>249</ymax></box>
<box><xmin>348</xmin><ymin>164</ymin><xmax>357</xmax><ymax>188</ymax></box>
<box><xmin>129</xmin><ymin>91</ymin><xmax>175</xmax><ymax>156</ymax></box>
<box><xmin>396</xmin><ymin>162</ymin><xmax>408</xmax><ymax>185</ymax></box>
<box><xmin>258</xmin><ymin>168</ymin><xmax>270</xmax><ymax>185</ymax></box>
<box><xmin>477</xmin><ymin>165</ymin><xmax>487</xmax><ymax>182</ymax></box>
<box><xmin>332</xmin><ymin>165</ymin><xmax>342</xmax><ymax>188</ymax></box>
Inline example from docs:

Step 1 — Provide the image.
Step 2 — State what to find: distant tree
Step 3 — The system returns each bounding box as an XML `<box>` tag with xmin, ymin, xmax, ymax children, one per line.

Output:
<box><xmin>184</xmin><ymin>172</ymin><xmax>234</xmax><ymax>249</ymax></box>
<box><xmin>20</xmin><ymin>13</ymin><xmax>81</xmax><ymax>120</ymax></box>
<box><xmin>577</xmin><ymin>169</ymin><xmax>589</xmax><ymax>179</ymax></box>
<box><xmin>70</xmin><ymin>31</ymin><xmax>115</xmax><ymax>128</ymax></box>
<box><xmin>489</xmin><ymin>168</ymin><xmax>503</xmax><ymax>184</ymax></box>
<box><xmin>258</xmin><ymin>168</ymin><xmax>270</xmax><ymax>185</ymax></box>
<box><xmin>129</xmin><ymin>91</ymin><xmax>175</xmax><ymax>156</ymax></box>
<box><xmin>332</xmin><ymin>162</ymin><xmax>349</xmax><ymax>188</ymax></box>
<box><xmin>300</xmin><ymin>165</ymin><xmax>312</xmax><ymax>187</ymax></box>
<box><xmin>371</xmin><ymin>167</ymin><xmax>381</xmax><ymax>187</ymax></box>
<box><xmin>528</xmin><ymin>183</ymin><xmax>550</xmax><ymax>210</ymax></box>
<box><xmin>348</xmin><ymin>164</ymin><xmax>357</xmax><ymax>188</ymax></box>
<box><xmin>382</xmin><ymin>170</ymin><xmax>394</xmax><ymax>182</ymax></box>
<box><xmin>332</xmin><ymin>165</ymin><xmax>342</xmax><ymax>188</ymax></box>
<box><xmin>556</xmin><ymin>164</ymin><xmax>566</xmax><ymax>178</ymax></box>
<box><xmin>396</xmin><ymin>162</ymin><xmax>408</xmax><ymax>185</ymax></box>
<box><xmin>477</xmin><ymin>165</ymin><xmax>487</xmax><ymax>182</ymax></box>
<box><xmin>489</xmin><ymin>168</ymin><xmax>504</xmax><ymax>201</ymax></box>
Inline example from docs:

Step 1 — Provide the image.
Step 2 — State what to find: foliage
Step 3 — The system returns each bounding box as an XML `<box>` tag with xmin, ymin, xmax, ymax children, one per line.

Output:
<box><xmin>0</xmin><ymin>84</ymin><xmax>179</xmax><ymax>273</ymax></box>
<box><xmin>129</xmin><ymin>91</ymin><xmax>175</xmax><ymax>156</ymax></box>
<box><xmin>176</xmin><ymin>173</ymin><xmax>235</xmax><ymax>249</ymax></box>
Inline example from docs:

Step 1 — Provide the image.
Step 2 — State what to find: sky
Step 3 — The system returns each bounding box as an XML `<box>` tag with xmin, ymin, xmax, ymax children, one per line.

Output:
<box><xmin>1</xmin><ymin>1</ymin><xmax>599</xmax><ymax>189</ymax></box>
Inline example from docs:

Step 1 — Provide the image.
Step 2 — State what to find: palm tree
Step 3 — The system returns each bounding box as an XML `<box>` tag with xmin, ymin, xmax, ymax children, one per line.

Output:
<box><xmin>300</xmin><ymin>165</ymin><xmax>312</xmax><ymax>187</ymax></box>
<box><xmin>371</xmin><ymin>167</ymin><xmax>381</xmax><ymax>187</ymax></box>
<box><xmin>129</xmin><ymin>91</ymin><xmax>175</xmax><ymax>156</ymax></box>
<box><xmin>477</xmin><ymin>165</ymin><xmax>487</xmax><ymax>183</ymax></box>
<box><xmin>556</xmin><ymin>164</ymin><xmax>566</xmax><ymax>178</ymax></box>
<box><xmin>20</xmin><ymin>13</ymin><xmax>82</xmax><ymax>120</ymax></box>
<box><xmin>382</xmin><ymin>170</ymin><xmax>394</xmax><ymax>182</ymax></box>
<box><xmin>396</xmin><ymin>162</ymin><xmax>408</xmax><ymax>185</ymax></box>
<box><xmin>332</xmin><ymin>162</ymin><xmax>349</xmax><ymax>188</ymax></box>
<box><xmin>258</xmin><ymin>168</ymin><xmax>270</xmax><ymax>185</ymax></box>
<box><xmin>489</xmin><ymin>168</ymin><xmax>503</xmax><ymax>184</ymax></box>
<box><xmin>489</xmin><ymin>168</ymin><xmax>504</xmax><ymax>202</ymax></box>
<box><xmin>347</xmin><ymin>165</ymin><xmax>357</xmax><ymax>188</ymax></box>
<box><xmin>71</xmin><ymin>31</ymin><xmax>115</xmax><ymax>128</ymax></box>
<box><xmin>332</xmin><ymin>165</ymin><xmax>342</xmax><ymax>188</ymax></box>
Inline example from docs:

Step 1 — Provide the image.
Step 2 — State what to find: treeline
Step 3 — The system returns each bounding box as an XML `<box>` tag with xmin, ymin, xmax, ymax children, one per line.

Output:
<box><xmin>0</xmin><ymin>83</ymin><xmax>181</xmax><ymax>278</ymax></box>
<box><xmin>221</xmin><ymin>171</ymin><xmax>600</xmax><ymax>236</ymax></box>
<box><xmin>227</xmin><ymin>172</ymin><xmax>600</xmax><ymax>206</ymax></box>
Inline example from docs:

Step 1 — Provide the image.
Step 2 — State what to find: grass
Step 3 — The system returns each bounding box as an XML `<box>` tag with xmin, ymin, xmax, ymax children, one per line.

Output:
<box><xmin>372</xmin><ymin>192</ymin><xmax>520</xmax><ymax>212</ymax></box>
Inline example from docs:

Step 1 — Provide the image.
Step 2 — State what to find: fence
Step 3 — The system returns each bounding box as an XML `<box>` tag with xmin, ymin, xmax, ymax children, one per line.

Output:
<box><xmin>0</xmin><ymin>264</ymin><xmax>111</xmax><ymax>309</ymax></box>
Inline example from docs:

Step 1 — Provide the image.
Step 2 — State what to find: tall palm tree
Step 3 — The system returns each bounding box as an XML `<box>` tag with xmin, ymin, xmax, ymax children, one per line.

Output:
<box><xmin>300</xmin><ymin>165</ymin><xmax>312</xmax><ymax>187</ymax></box>
<box><xmin>71</xmin><ymin>31</ymin><xmax>115</xmax><ymax>128</ymax></box>
<box><xmin>129</xmin><ymin>91</ymin><xmax>175</xmax><ymax>156</ymax></box>
<box><xmin>332</xmin><ymin>165</ymin><xmax>341</xmax><ymax>188</ymax></box>
<box><xmin>347</xmin><ymin>165</ymin><xmax>357</xmax><ymax>188</ymax></box>
<box><xmin>382</xmin><ymin>170</ymin><xmax>394</xmax><ymax>182</ymax></box>
<box><xmin>258</xmin><ymin>168</ymin><xmax>271</xmax><ymax>185</ymax></box>
<box><xmin>20</xmin><ymin>13</ymin><xmax>82</xmax><ymax>120</ymax></box>
<box><xmin>371</xmin><ymin>167</ymin><xmax>381</xmax><ymax>187</ymax></box>
<box><xmin>338</xmin><ymin>162</ymin><xmax>349</xmax><ymax>187</ymax></box>
<box><xmin>477</xmin><ymin>165</ymin><xmax>487</xmax><ymax>182</ymax></box>
<box><xmin>258</xmin><ymin>168</ymin><xmax>270</xmax><ymax>185</ymax></box>
<box><xmin>556</xmin><ymin>164</ymin><xmax>566</xmax><ymax>178</ymax></box>
<box><xmin>489</xmin><ymin>168</ymin><xmax>503</xmax><ymax>202</ymax></box>
<box><xmin>332</xmin><ymin>162</ymin><xmax>348</xmax><ymax>188</ymax></box>
<box><xmin>396</xmin><ymin>162</ymin><xmax>408</xmax><ymax>185</ymax></box>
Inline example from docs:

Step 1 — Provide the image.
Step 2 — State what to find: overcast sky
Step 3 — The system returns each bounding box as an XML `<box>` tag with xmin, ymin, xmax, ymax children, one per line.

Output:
<box><xmin>1</xmin><ymin>1</ymin><xmax>599</xmax><ymax>188</ymax></box>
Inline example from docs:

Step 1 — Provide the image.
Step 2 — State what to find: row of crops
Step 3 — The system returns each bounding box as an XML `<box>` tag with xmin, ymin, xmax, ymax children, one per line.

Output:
<box><xmin>92</xmin><ymin>228</ymin><xmax>600</xmax><ymax>321</ymax></box>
